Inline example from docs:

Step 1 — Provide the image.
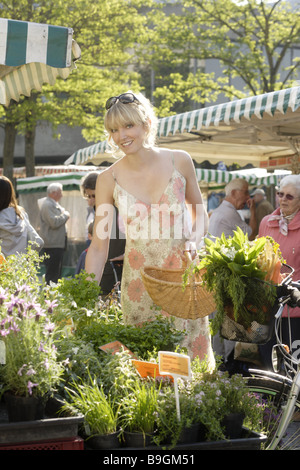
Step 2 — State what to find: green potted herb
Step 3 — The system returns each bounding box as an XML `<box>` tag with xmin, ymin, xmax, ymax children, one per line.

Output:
<box><xmin>192</xmin><ymin>368</ymin><xmax>263</xmax><ymax>441</ymax></box>
<box><xmin>153</xmin><ymin>384</ymin><xmax>201</xmax><ymax>449</ymax></box>
<box><xmin>62</xmin><ymin>376</ymin><xmax>121</xmax><ymax>449</ymax></box>
<box><xmin>119</xmin><ymin>379</ymin><xmax>160</xmax><ymax>447</ymax></box>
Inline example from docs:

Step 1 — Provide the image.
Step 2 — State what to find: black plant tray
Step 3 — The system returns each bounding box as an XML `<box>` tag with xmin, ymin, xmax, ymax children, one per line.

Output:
<box><xmin>112</xmin><ymin>428</ymin><xmax>267</xmax><ymax>451</ymax></box>
<box><xmin>0</xmin><ymin>399</ymin><xmax>83</xmax><ymax>445</ymax></box>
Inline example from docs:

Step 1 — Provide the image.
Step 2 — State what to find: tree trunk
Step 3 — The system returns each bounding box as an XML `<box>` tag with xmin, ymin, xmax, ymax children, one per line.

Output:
<box><xmin>3</xmin><ymin>121</ymin><xmax>17</xmax><ymax>182</ymax></box>
<box><xmin>25</xmin><ymin>123</ymin><xmax>36</xmax><ymax>177</ymax></box>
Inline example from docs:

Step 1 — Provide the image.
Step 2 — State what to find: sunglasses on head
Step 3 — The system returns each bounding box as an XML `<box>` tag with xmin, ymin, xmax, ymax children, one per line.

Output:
<box><xmin>277</xmin><ymin>192</ymin><xmax>298</xmax><ymax>201</ymax></box>
<box><xmin>105</xmin><ymin>93</ymin><xmax>139</xmax><ymax>110</ymax></box>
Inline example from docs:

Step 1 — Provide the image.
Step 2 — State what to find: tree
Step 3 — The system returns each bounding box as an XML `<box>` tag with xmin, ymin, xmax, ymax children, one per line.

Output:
<box><xmin>151</xmin><ymin>0</ymin><xmax>300</xmax><ymax>115</ymax></box>
<box><xmin>0</xmin><ymin>0</ymin><xmax>162</xmax><ymax>178</ymax></box>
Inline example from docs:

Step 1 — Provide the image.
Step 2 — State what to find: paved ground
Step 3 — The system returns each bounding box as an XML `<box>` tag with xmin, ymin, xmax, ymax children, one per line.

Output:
<box><xmin>281</xmin><ymin>420</ymin><xmax>300</xmax><ymax>450</ymax></box>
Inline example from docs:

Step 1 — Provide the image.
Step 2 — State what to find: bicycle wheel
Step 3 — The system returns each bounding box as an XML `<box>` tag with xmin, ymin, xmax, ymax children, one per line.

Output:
<box><xmin>245</xmin><ymin>375</ymin><xmax>300</xmax><ymax>449</ymax></box>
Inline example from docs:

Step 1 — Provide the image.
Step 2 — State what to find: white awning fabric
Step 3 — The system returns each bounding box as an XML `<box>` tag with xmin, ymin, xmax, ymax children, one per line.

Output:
<box><xmin>0</xmin><ymin>18</ymin><xmax>81</xmax><ymax>106</ymax></box>
<box><xmin>65</xmin><ymin>86</ymin><xmax>300</xmax><ymax>169</ymax></box>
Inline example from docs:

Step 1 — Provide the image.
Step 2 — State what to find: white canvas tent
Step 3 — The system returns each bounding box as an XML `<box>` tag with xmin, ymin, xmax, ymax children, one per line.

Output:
<box><xmin>65</xmin><ymin>86</ymin><xmax>300</xmax><ymax>171</ymax></box>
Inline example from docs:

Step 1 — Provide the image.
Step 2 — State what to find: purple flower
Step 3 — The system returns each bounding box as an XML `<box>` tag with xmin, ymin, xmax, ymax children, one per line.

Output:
<box><xmin>44</xmin><ymin>321</ymin><xmax>55</xmax><ymax>334</ymax></box>
<box><xmin>26</xmin><ymin>367</ymin><xmax>36</xmax><ymax>376</ymax></box>
<box><xmin>0</xmin><ymin>287</ymin><xmax>8</xmax><ymax>305</ymax></box>
<box><xmin>45</xmin><ymin>299</ymin><xmax>58</xmax><ymax>314</ymax></box>
<box><xmin>38</xmin><ymin>342</ymin><xmax>47</xmax><ymax>353</ymax></box>
<box><xmin>18</xmin><ymin>364</ymin><xmax>27</xmax><ymax>376</ymax></box>
<box><xmin>5</xmin><ymin>295</ymin><xmax>21</xmax><ymax>314</ymax></box>
<box><xmin>27</xmin><ymin>381</ymin><xmax>38</xmax><ymax>396</ymax></box>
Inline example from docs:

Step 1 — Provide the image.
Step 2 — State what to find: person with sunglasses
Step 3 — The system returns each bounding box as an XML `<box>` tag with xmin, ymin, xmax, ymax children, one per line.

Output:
<box><xmin>258</xmin><ymin>174</ymin><xmax>300</xmax><ymax>369</ymax></box>
<box><xmin>85</xmin><ymin>91</ymin><xmax>214</xmax><ymax>366</ymax></box>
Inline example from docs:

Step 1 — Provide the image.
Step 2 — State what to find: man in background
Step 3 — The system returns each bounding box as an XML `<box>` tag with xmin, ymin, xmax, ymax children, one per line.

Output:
<box><xmin>250</xmin><ymin>188</ymin><xmax>274</xmax><ymax>238</ymax></box>
<box><xmin>39</xmin><ymin>183</ymin><xmax>70</xmax><ymax>284</ymax></box>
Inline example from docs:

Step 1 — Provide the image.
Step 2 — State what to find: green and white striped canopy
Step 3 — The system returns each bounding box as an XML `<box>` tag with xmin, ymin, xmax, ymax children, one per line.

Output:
<box><xmin>15</xmin><ymin>167</ymin><xmax>288</xmax><ymax>194</ymax></box>
<box><xmin>65</xmin><ymin>86</ymin><xmax>300</xmax><ymax>168</ymax></box>
<box><xmin>0</xmin><ymin>18</ymin><xmax>81</xmax><ymax>106</ymax></box>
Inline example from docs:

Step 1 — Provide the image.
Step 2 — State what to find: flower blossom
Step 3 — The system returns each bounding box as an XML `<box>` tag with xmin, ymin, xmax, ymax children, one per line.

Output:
<box><xmin>45</xmin><ymin>299</ymin><xmax>58</xmax><ymax>314</ymax></box>
<box><xmin>27</xmin><ymin>381</ymin><xmax>38</xmax><ymax>396</ymax></box>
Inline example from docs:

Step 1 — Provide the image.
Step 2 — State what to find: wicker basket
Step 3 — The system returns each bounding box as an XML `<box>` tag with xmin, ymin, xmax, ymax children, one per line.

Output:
<box><xmin>140</xmin><ymin>255</ymin><xmax>216</xmax><ymax>320</ymax></box>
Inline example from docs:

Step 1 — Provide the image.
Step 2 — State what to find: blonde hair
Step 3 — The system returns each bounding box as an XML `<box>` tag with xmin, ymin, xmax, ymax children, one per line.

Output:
<box><xmin>104</xmin><ymin>91</ymin><xmax>158</xmax><ymax>155</ymax></box>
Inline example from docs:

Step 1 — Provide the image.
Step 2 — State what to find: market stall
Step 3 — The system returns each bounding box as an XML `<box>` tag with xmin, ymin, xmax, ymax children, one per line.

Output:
<box><xmin>65</xmin><ymin>86</ymin><xmax>300</xmax><ymax>171</ymax></box>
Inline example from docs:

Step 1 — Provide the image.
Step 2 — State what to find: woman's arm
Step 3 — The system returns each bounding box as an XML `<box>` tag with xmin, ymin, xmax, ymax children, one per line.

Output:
<box><xmin>174</xmin><ymin>150</ymin><xmax>209</xmax><ymax>251</ymax></box>
<box><xmin>85</xmin><ymin>170</ymin><xmax>115</xmax><ymax>283</ymax></box>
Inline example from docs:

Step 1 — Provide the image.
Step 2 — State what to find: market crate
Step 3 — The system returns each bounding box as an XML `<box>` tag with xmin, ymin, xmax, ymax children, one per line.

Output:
<box><xmin>0</xmin><ymin>436</ymin><xmax>84</xmax><ymax>450</ymax></box>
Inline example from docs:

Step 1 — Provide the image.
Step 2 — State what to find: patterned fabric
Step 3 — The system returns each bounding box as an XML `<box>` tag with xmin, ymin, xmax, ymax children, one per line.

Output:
<box><xmin>113</xmin><ymin>167</ymin><xmax>214</xmax><ymax>364</ymax></box>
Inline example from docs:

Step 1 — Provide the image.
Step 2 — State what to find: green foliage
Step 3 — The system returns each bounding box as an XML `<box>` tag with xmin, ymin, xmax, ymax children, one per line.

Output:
<box><xmin>56</xmin><ymin>336</ymin><xmax>103</xmax><ymax>392</ymax></box>
<box><xmin>0</xmin><ymin>245</ymin><xmax>44</xmax><ymax>293</ymax></box>
<box><xmin>50</xmin><ymin>271</ymin><xmax>103</xmax><ymax>329</ymax></box>
<box><xmin>78</xmin><ymin>313</ymin><xmax>185</xmax><ymax>359</ymax></box>
<box><xmin>0</xmin><ymin>249</ymin><xmax>64</xmax><ymax>397</ymax></box>
<box><xmin>119</xmin><ymin>379</ymin><xmax>161</xmax><ymax>434</ymax></box>
<box><xmin>153</xmin><ymin>0</ymin><xmax>300</xmax><ymax>114</ymax></box>
<box><xmin>190</xmin><ymin>228</ymin><xmax>277</xmax><ymax>335</ymax></box>
<box><xmin>62</xmin><ymin>375</ymin><xmax>120</xmax><ymax>436</ymax></box>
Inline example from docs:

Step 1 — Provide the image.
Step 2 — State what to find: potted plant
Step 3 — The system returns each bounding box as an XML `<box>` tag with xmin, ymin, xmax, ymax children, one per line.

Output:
<box><xmin>0</xmin><ymin>251</ymin><xmax>64</xmax><ymax>422</ymax></box>
<box><xmin>189</xmin><ymin>228</ymin><xmax>283</xmax><ymax>338</ymax></box>
<box><xmin>191</xmin><ymin>368</ymin><xmax>263</xmax><ymax>441</ymax></box>
<box><xmin>119</xmin><ymin>379</ymin><xmax>161</xmax><ymax>447</ymax></box>
<box><xmin>153</xmin><ymin>384</ymin><xmax>202</xmax><ymax>449</ymax></box>
<box><xmin>62</xmin><ymin>376</ymin><xmax>121</xmax><ymax>449</ymax></box>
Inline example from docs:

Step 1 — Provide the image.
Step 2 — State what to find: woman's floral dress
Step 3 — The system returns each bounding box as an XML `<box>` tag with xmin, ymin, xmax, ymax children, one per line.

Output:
<box><xmin>113</xmin><ymin>166</ymin><xmax>214</xmax><ymax>364</ymax></box>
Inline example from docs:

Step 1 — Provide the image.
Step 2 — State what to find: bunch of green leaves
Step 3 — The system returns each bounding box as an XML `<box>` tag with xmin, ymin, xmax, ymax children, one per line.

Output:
<box><xmin>62</xmin><ymin>374</ymin><xmax>120</xmax><ymax>436</ymax></box>
<box><xmin>78</xmin><ymin>313</ymin><xmax>185</xmax><ymax>359</ymax></box>
<box><xmin>56</xmin><ymin>336</ymin><xmax>103</xmax><ymax>393</ymax></box>
<box><xmin>119</xmin><ymin>379</ymin><xmax>161</xmax><ymax>435</ymax></box>
<box><xmin>0</xmin><ymin>282</ymin><xmax>64</xmax><ymax>398</ymax></box>
<box><xmin>189</xmin><ymin>228</ymin><xmax>277</xmax><ymax>335</ymax></box>
<box><xmin>49</xmin><ymin>271</ymin><xmax>104</xmax><ymax>329</ymax></box>
<box><xmin>199</xmin><ymin>227</ymin><xmax>268</xmax><ymax>279</ymax></box>
<box><xmin>153</xmin><ymin>382</ymin><xmax>200</xmax><ymax>448</ymax></box>
<box><xmin>0</xmin><ymin>245</ymin><xmax>45</xmax><ymax>295</ymax></box>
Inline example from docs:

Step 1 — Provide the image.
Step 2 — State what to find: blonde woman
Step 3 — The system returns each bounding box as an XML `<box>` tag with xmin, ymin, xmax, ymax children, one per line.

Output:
<box><xmin>85</xmin><ymin>92</ymin><xmax>214</xmax><ymax>364</ymax></box>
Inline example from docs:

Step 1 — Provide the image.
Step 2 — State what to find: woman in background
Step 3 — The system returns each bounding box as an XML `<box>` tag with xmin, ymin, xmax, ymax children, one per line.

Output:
<box><xmin>0</xmin><ymin>176</ymin><xmax>43</xmax><ymax>257</ymax></box>
<box><xmin>258</xmin><ymin>174</ymin><xmax>300</xmax><ymax>368</ymax></box>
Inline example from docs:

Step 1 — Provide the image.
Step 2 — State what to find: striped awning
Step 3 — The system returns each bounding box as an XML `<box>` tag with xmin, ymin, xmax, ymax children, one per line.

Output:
<box><xmin>195</xmin><ymin>168</ymin><xmax>287</xmax><ymax>188</ymax></box>
<box><xmin>65</xmin><ymin>86</ymin><xmax>300</xmax><ymax>167</ymax></box>
<box><xmin>16</xmin><ymin>168</ymin><xmax>289</xmax><ymax>194</ymax></box>
<box><xmin>16</xmin><ymin>172</ymin><xmax>88</xmax><ymax>194</ymax></box>
<box><xmin>0</xmin><ymin>18</ymin><xmax>81</xmax><ymax>106</ymax></box>
<box><xmin>157</xmin><ymin>86</ymin><xmax>300</xmax><ymax>136</ymax></box>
